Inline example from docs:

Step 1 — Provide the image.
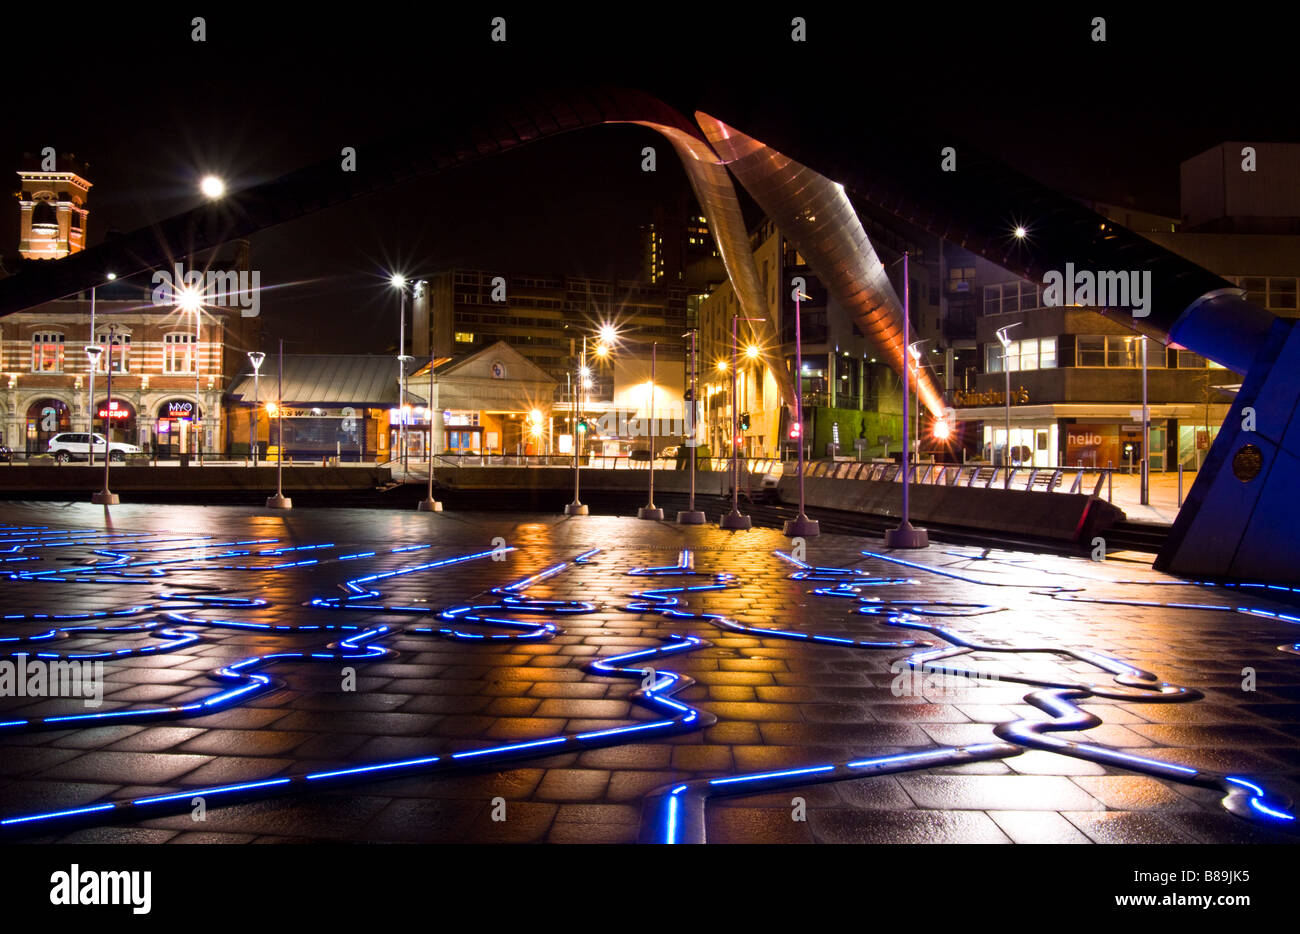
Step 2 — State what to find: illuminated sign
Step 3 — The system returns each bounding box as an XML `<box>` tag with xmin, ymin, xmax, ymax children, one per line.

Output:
<box><xmin>953</xmin><ymin>386</ymin><xmax>1029</xmax><ymax>407</ymax></box>
<box><xmin>97</xmin><ymin>401</ymin><xmax>132</xmax><ymax>420</ymax></box>
<box><xmin>165</xmin><ymin>401</ymin><xmax>194</xmax><ymax>418</ymax></box>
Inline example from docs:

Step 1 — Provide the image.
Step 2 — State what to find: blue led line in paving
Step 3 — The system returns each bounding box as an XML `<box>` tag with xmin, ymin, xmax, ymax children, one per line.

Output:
<box><xmin>0</xmin><ymin>544</ymin><xmax>718</xmax><ymax>834</ymax></box>
<box><xmin>643</xmin><ymin>548</ymin><xmax>1296</xmax><ymax>842</ymax></box>
<box><xmin>1</xmin><ymin>525</ymin><xmax>1294</xmax><ymax>841</ymax></box>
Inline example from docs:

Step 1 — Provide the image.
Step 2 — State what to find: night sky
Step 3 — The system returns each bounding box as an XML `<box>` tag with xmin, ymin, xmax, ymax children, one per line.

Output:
<box><xmin>3</xmin><ymin>6</ymin><xmax>1296</xmax><ymax>351</ymax></box>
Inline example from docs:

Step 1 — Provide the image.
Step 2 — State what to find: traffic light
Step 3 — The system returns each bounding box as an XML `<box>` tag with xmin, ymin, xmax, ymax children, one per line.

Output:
<box><xmin>789</xmin><ymin>422</ymin><xmax>801</xmax><ymax>440</ymax></box>
<box><xmin>739</xmin><ymin>412</ymin><xmax>750</xmax><ymax>431</ymax></box>
<box><xmin>576</xmin><ymin>418</ymin><xmax>588</xmax><ymax>434</ymax></box>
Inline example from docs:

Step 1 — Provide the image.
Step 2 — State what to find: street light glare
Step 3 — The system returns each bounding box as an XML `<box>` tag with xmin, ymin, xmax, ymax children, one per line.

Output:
<box><xmin>390</xmin><ymin>273</ymin><xmax>406</xmax><ymax>289</ymax></box>
<box><xmin>595</xmin><ymin>343</ymin><xmax>609</xmax><ymax>358</ymax></box>
<box><xmin>178</xmin><ymin>287</ymin><xmax>202</xmax><ymax>313</ymax></box>
<box><xmin>598</xmin><ymin>324</ymin><xmax>618</xmax><ymax>345</ymax></box>
<box><xmin>1013</xmin><ymin>225</ymin><xmax>1027</xmax><ymax>239</ymax></box>
<box><xmin>746</xmin><ymin>344</ymin><xmax>760</xmax><ymax>359</ymax></box>
<box><xmin>933</xmin><ymin>418</ymin><xmax>952</xmax><ymax>441</ymax></box>
<box><xmin>716</xmin><ymin>360</ymin><xmax>728</xmax><ymax>372</ymax></box>
<box><xmin>200</xmin><ymin>175</ymin><xmax>226</xmax><ymax>199</ymax></box>
<box><xmin>106</xmin><ymin>272</ymin><xmax>117</xmax><ymax>281</ymax></box>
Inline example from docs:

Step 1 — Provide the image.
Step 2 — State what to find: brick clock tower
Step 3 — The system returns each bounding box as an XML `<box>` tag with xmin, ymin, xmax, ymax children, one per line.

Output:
<box><xmin>15</xmin><ymin>153</ymin><xmax>91</xmax><ymax>260</ymax></box>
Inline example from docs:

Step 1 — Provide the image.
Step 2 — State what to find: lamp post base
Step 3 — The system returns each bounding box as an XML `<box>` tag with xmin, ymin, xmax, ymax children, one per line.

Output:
<box><xmin>91</xmin><ymin>490</ymin><xmax>119</xmax><ymax>505</ymax></box>
<box><xmin>564</xmin><ymin>502</ymin><xmax>588</xmax><ymax>516</ymax></box>
<box><xmin>266</xmin><ymin>494</ymin><xmax>293</xmax><ymax>510</ymax></box>
<box><xmin>676</xmin><ymin>510</ymin><xmax>707</xmax><ymax>525</ymax></box>
<box><xmin>417</xmin><ymin>498</ymin><xmax>443</xmax><ymax>512</ymax></box>
<box><xmin>884</xmin><ymin>520</ymin><xmax>928</xmax><ymax>549</ymax></box>
<box><xmin>783</xmin><ymin>514</ymin><xmax>821</xmax><ymax>537</ymax></box>
<box><xmin>637</xmin><ymin>505</ymin><xmax>664</xmax><ymax>520</ymax></box>
<box><xmin>719</xmin><ymin>510</ymin><xmax>752</xmax><ymax>530</ymax></box>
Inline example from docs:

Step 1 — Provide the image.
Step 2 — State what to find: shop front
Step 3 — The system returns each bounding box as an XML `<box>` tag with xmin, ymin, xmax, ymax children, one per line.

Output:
<box><xmin>95</xmin><ymin>398</ymin><xmax>137</xmax><ymax>446</ymax></box>
<box><xmin>25</xmin><ymin>398</ymin><xmax>72</xmax><ymax>454</ymax></box>
<box><xmin>154</xmin><ymin>399</ymin><xmax>200</xmax><ymax>458</ymax></box>
<box><xmin>958</xmin><ymin>403</ymin><xmax>1202</xmax><ymax>472</ymax></box>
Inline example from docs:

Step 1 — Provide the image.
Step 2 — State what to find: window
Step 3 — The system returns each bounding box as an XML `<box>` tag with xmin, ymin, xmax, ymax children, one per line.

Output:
<box><xmin>1176</xmin><ymin>349</ymin><xmax>1208</xmax><ymax>368</ymax></box>
<box><xmin>1039</xmin><ymin>337</ymin><xmax>1057</xmax><ymax>368</ymax></box>
<box><xmin>1073</xmin><ymin>335</ymin><xmax>1162</xmax><ymax>367</ymax></box>
<box><xmin>1107</xmin><ymin>336</ymin><xmax>1140</xmax><ymax>368</ymax></box>
<box><xmin>454</xmin><ymin>331</ymin><xmax>475</xmax><ymax>343</ymax></box>
<box><xmin>987</xmin><ymin>337</ymin><xmax>1055</xmax><ymax>373</ymax></box>
<box><xmin>31</xmin><ymin>332</ymin><xmax>65</xmax><ymax>372</ymax></box>
<box><xmin>93</xmin><ymin>332</ymin><xmax>131</xmax><ymax>373</ymax></box>
<box><xmin>164</xmin><ymin>333</ymin><xmax>196</xmax><ymax>373</ymax></box>
<box><xmin>1076</xmin><ymin>336</ymin><xmax>1106</xmax><ymax>367</ymax></box>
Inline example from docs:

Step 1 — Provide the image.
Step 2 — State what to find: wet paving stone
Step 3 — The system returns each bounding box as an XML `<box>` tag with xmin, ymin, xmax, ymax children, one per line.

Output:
<box><xmin>1</xmin><ymin>503</ymin><xmax>1298</xmax><ymax>844</ymax></box>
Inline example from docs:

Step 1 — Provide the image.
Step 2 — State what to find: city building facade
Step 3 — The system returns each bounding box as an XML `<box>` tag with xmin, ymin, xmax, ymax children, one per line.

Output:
<box><xmin>2</xmin><ymin>158</ymin><xmax>257</xmax><ymax>458</ymax></box>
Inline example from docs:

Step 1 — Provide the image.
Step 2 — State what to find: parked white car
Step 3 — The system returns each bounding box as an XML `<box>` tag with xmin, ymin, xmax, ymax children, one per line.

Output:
<box><xmin>47</xmin><ymin>433</ymin><xmax>141</xmax><ymax>463</ymax></box>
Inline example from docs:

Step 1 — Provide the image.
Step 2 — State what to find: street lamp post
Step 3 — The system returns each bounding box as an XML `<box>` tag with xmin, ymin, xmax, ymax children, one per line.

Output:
<box><xmin>565</xmin><ymin>336</ymin><xmax>589</xmax><ymax>516</ymax></box>
<box><xmin>391</xmin><ymin>275</ymin><xmax>410</xmax><ymax>477</ymax></box>
<box><xmin>677</xmin><ymin>328</ymin><xmax>706</xmax><ymax>524</ymax></box>
<box><xmin>784</xmin><ymin>289</ymin><xmax>819</xmax><ymax>537</ymax></box>
<box><xmin>638</xmin><ymin>342</ymin><xmax>664</xmax><ymax>520</ymax></box>
<box><xmin>266</xmin><ymin>339</ymin><xmax>292</xmax><ymax>509</ymax></box>
<box><xmin>720</xmin><ymin>315</ymin><xmax>761</xmax><ymax>530</ymax></box>
<box><xmin>1140</xmin><ymin>336</ymin><xmax>1150</xmax><ymax>506</ymax></box>
<box><xmin>995</xmin><ymin>323</ymin><xmax>1021</xmax><ymax>489</ymax></box>
<box><xmin>419</xmin><ymin>348</ymin><xmax>443</xmax><ymax>512</ymax></box>
<box><xmin>90</xmin><ymin>327</ymin><xmax>119</xmax><ymax>505</ymax></box>
<box><xmin>247</xmin><ymin>351</ymin><xmax>265</xmax><ymax>466</ymax></box>
<box><xmin>884</xmin><ymin>252</ymin><xmax>927</xmax><ymax>548</ymax></box>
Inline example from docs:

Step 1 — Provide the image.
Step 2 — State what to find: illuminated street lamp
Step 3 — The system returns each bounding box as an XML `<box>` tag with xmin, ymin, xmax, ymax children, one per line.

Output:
<box><xmin>85</xmin><ymin>271</ymin><xmax>115</xmax><ymax>466</ymax></box>
<box><xmin>677</xmin><ymin>327</ymin><xmax>706</xmax><ymax>524</ymax></box>
<box><xmin>720</xmin><ymin>315</ymin><xmax>763</xmax><ymax>530</ymax></box>
<box><xmin>178</xmin><ymin>286</ymin><xmax>203</xmax><ymax>463</ymax></box>
<box><xmin>995</xmin><ymin>322</ymin><xmax>1021</xmax><ymax>488</ymax></box>
<box><xmin>391</xmin><ymin>274</ymin><xmax>411</xmax><ymax>476</ymax></box>
<box><xmin>90</xmin><ymin>326</ymin><xmax>119</xmax><ymax>505</ymax></box>
<box><xmin>565</xmin><ymin>333</ymin><xmax>602</xmax><ymax>516</ymax></box>
<box><xmin>418</xmin><ymin>346</ymin><xmax>444</xmax><ymax>513</ymax></box>
<box><xmin>200</xmin><ymin>175</ymin><xmax>226</xmax><ymax>199</ymax></box>
<box><xmin>638</xmin><ymin>342</ymin><xmax>664</xmax><ymax>520</ymax></box>
<box><xmin>247</xmin><ymin>351</ymin><xmax>265</xmax><ymax>466</ymax></box>
<box><xmin>784</xmin><ymin>288</ymin><xmax>819</xmax><ymax>538</ymax></box>
<box><xmin>266</xmin><ymin>338</ymin><xmax>292</xmax><ymax>509</ymax></box>
<box><xmin>884</xmin><ymin>252</ymin><xmax>927</xmax><ymax>549</ymax></box>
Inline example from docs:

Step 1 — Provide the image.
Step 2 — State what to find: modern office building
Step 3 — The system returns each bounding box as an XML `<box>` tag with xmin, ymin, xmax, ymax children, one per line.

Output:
<box><xmin>957</xmin><ymin>143</ymin><xmax>1300</xmax><ymax>472</ymax></box>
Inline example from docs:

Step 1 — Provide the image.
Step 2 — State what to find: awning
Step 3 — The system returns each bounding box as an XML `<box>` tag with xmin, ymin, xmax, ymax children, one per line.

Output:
<box><xmin>227</xmin><ymin>355</ymin><xmax>425</xmax><ymax>406</ymax></box>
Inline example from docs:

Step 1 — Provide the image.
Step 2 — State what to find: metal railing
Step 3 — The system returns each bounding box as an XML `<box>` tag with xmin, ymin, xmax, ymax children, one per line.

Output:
<box><xmin>790</xmin><ymin>460</ymin><xmax>1116</xmax><ymax>501</ymax></box>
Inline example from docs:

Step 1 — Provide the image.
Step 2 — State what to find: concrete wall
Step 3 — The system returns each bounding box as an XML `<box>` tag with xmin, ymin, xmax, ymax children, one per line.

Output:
<box><xmin>0</xmin><ymin>465</ymin><xmax>391</xmax><ymax>493</ymax></box>
<box><xmin>780</xmin><ymin>474</ymin><xmax>1123</xmax><ymax>543</ymax></box>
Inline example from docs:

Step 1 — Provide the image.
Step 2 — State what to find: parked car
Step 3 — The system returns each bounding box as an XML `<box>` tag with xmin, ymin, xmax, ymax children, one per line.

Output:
<box><xmin>0</xmin><ymin>444</ymin><xmax>12</xmax><ymax>464</ymax></box>
<box><xmin>47</xmin><ymin>433</ymin><xmax>141</xmax><ymax>464</ymax></box>
<box><xmin>659</xmin><ymin>445</ymin><xmax>680</xmax><ymax>460</ymax></box>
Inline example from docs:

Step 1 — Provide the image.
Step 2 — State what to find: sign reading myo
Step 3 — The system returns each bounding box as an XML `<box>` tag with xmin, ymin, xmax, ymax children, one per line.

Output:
<box><xmin>1042</xmin><ymin>263</ymin><xmax>1152</xmax><ymax>318</ymax></box>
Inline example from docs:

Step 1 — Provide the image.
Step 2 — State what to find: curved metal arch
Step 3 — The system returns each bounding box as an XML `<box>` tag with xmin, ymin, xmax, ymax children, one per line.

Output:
<box><xmin>696</xmin><ymin>112</ymin><xmax>944</xmax><ymax>418</ymax></box>
<box><xmin>0</xmin><ymin>88</ymin><xmax>793</xmax><ymax>405</ymax></box>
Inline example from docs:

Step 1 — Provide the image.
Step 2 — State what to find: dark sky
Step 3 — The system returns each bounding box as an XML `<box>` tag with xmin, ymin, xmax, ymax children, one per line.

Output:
<box><xmin>3</xmin><ymin>5</ymin><xmax>1296</xmax><ymax>350</ymax></box>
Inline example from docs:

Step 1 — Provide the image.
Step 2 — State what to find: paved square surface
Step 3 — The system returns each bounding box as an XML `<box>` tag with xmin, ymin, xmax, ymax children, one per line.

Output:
<box><xmin>0</xmin><ymin>503</ymin><xmax>1297</xmax><ymax>843</ymax></box>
